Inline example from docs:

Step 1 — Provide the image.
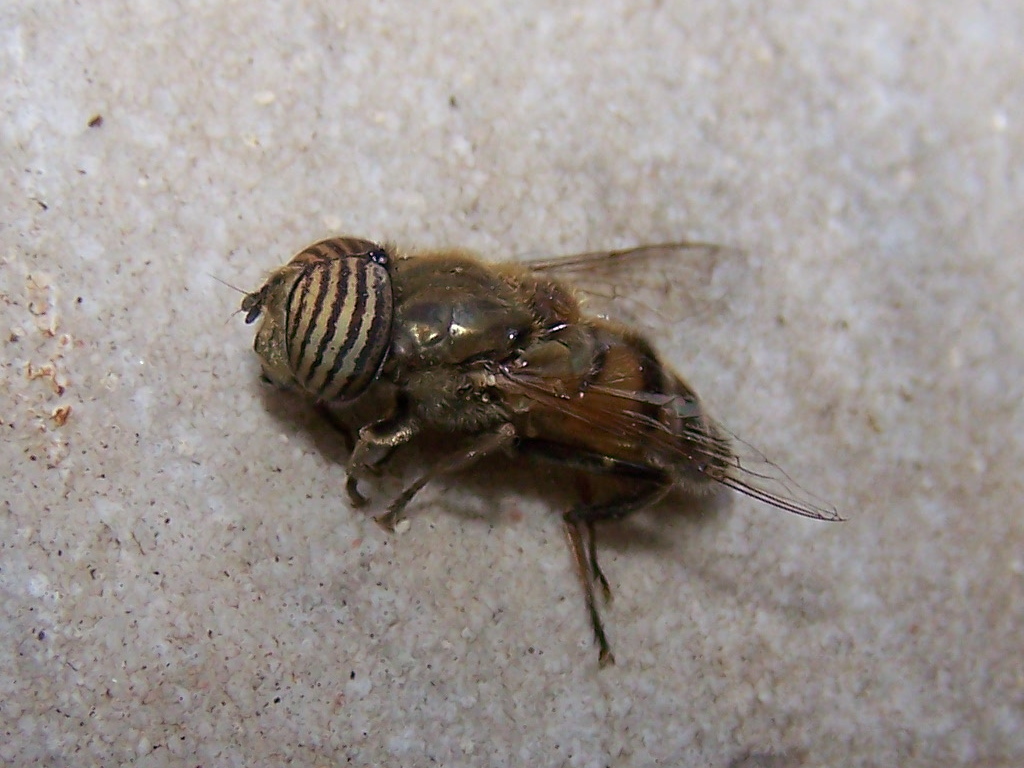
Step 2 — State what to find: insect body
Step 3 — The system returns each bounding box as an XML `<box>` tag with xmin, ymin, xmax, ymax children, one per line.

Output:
<box><xmin>243</xmin><ymin>236</ymin><xmax>840</xmax><ymax>665</ymax></box>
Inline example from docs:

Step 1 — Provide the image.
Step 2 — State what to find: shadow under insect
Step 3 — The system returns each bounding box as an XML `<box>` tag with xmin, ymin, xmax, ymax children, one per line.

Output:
<box><xmin>256</xmin><ymin>375</ymin><xmax>737</xmax><ymax>659</ymax></box>
<box><xmin>256</xmin><ymin>378</ymin><xmax>729</xmax><ymax>539</ymax></box>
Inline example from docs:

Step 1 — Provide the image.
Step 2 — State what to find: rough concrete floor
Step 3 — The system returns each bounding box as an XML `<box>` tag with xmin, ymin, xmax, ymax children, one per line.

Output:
<box><xmin>2</xmin><ymin>2</ymin><xmax>1021</xmax><ymax>766</ymax></box>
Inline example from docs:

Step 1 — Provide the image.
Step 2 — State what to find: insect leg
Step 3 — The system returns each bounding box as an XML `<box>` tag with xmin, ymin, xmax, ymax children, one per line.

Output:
<box><xmin>520</xmin><ymin>438</ymin><xmax>671</xmax><ymax>484</ymax></box>
<box><xmin>563</xmin><ymin>481</ymin><xmax>672</xmax><ymax>668</ymax></box>
<box><xmin>573</xmin><ymin>475</ymin><xmax>611</xmax><ymax>602</ymax></box>
<box><xmin>586</xmin><ymin>521</ymin><xmax>611</xmax><ymax>602</ymax></box>
<box><xmin>564</xmin><ymin>516</ymin><xmax>615</xmax><ymax>667</ymax></box>
<box><xmin>375</xmin><ymin>423</ymin><xmax>517</xmax><ymax>532</ymax></box>
<box><xmin>346</xmin><ymin>413</ymin><xmax>421</xmax><ymax>507</ymax></box>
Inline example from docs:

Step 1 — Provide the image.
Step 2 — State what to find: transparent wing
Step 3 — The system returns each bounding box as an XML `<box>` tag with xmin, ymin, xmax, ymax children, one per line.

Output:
<box><xmin>519</xmin><ymin>242</ymin><xmax>754</xmax><ymax>332</ymax></box>
<box><xmin>523</xmin><ymin>241</ymin><xmax>722</xmax><ymax>271</ymax></box>
<box><xmin>700</xmin><ymin>422</ymin><xmax>842</xmax><ymax>521</ymax></box>
<box><xmin>497</xmin><ymin>363</ymin><xmax>842</xmax><ymax>522</ymax></box>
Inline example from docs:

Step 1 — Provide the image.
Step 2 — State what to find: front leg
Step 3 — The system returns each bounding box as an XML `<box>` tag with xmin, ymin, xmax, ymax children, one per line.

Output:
<box><xmin>375</xmin><ymin>422</ymin><xmax>517</xmax><ymax>532</ymax></box>
<box><xmin>345</xmin><ymin>413</ymin><xmax>421</xmax><ymax>507</ymax></box>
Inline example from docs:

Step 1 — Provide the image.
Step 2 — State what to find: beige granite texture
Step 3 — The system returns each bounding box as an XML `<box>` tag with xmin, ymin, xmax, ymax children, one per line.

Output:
<box><xmin>2</xmin><ymin>1</ymin><xmax>1021</xmax><ymax>766</ymax></box>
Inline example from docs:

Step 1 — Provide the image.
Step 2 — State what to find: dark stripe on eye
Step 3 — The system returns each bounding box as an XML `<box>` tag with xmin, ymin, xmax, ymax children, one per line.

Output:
<box><xmin>323</xmin><ymin>239</ymin><xmax>349</xmax><ymax>260</ymax></box>
<box><xmin>285</xmin><ymin>264</ymin><xmax>316</xmax><ymax>355</ymax></box>
<box><xmin>308</xmin><ymin>259</ymin><xmax>354</xmax><ymax>392</ymax></box>
<box><xmin>322</xmin><ymin>262</ymin><xmax>370</xmax><ymax>397</ymax></box>
<box><xmin>294</xmin><ymin>261</ymin><xmax>338</xmax><ymax>385</ymax></box>
<box><xmin>345</xmin><ymin>267</ymin><xmax>391</xmax><ymax>395</ymax></box>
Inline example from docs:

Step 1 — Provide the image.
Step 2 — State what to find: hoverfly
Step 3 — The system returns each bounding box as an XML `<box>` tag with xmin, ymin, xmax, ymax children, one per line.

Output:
<box><xmin>241</xmin><ymin>236</ymin><xmax>841</xmax><ymax>665</ymax></box>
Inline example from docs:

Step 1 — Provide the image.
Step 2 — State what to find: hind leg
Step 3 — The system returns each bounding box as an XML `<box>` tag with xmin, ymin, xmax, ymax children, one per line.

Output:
<box><xmin>563</xmin><ymin>479</ymin><xmax>673</xmax><ymax>667</ymax></box>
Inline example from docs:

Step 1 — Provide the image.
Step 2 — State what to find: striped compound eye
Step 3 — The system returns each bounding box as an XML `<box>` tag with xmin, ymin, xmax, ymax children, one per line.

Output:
<box><xmin>245</xmin><ymin>238</ymin><xmax>394</xmax><ymax>401</ymax></box>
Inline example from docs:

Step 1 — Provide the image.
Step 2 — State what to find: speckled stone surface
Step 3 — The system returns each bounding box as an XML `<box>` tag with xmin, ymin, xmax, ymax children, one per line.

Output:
<box><xmin>2</xmin><ymin>2</ymin><xmax>1021</xmax><ymax>766</ymax></box>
